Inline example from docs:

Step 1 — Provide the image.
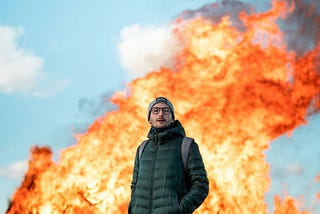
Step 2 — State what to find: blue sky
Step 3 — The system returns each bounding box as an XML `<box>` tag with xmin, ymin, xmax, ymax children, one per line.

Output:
<box><xmin>0</xmin><ymin>0</ymin><xmax>319</xmax><ymax>213</ymax></box>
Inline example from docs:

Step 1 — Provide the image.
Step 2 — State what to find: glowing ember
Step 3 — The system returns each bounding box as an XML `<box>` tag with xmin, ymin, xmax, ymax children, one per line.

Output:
<box><xmin>7</xmin><ymin>0</ymin><xmax>320</xmax><ymax>213</ymax></box>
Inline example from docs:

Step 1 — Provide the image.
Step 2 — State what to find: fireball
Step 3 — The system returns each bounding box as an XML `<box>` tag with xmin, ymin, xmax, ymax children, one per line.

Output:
<box><xmin>7</xmin><ymin>0</ymin><xmax>320</xmax><ymax>213</ymax></box>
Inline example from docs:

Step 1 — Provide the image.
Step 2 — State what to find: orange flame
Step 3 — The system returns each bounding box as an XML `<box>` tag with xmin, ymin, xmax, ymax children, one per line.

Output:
<box><xmin>316</xmin><ymin>175</ymin><xmax>320</xmax><ymax>202</ymax></box>
<box><xmin>7</xmin><ymin>1</ymin><xmax>320</xmax><ymax>213</ymax></box>
<box><xmin>274</xmin><ymin>195</ymin><xmax>308</xmax><ymax>214</ymax></box>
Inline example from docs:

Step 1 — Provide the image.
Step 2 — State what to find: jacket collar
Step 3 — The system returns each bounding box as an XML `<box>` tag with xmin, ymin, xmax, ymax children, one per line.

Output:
<box><xmin>147</xmin><ymin>120</ymin><xmax>186</xmax><ymax>144</ymax></box>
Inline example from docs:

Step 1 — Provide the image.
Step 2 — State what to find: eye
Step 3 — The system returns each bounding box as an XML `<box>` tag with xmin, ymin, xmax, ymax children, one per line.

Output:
<box><xmin>152</xmin><ymin>108</ymin><xmax>160</xmax><ymax>114</ymax></box>
<box><xmin>162</xmin><ymin>108</ymin><xmax>170</xmax><ymax>114</ymax></box>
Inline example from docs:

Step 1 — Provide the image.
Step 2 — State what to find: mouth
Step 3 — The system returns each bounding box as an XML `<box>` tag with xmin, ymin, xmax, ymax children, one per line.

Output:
<box><xmin>156</xmin><ymin>119</ymin><xmax>166</xmax><ymax>123</ymax></box>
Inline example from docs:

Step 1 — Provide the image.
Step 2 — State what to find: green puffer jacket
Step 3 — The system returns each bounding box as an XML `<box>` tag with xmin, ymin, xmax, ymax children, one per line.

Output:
<box><xmin>129</xmin><ymin>120</ymin><xmax>209</xmax><ymax>214</ymax></box>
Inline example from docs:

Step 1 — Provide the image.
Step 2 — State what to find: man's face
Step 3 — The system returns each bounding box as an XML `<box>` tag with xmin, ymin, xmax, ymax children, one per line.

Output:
<box><xmin>149</xmin><ymin>102</ymin><xmax>173</xmax><ymax>128</ymax></box>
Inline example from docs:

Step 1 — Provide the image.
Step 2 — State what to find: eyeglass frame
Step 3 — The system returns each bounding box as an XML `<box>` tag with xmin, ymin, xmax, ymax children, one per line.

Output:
<box><xmin>151</xmin><ymin>107</ymin><xmax>171</xmax><ymax>115</ymax></box>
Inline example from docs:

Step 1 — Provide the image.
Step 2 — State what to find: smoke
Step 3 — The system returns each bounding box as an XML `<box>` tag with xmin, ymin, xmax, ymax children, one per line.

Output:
<box><xmin>117</xmin><ymin>24</ymin><xmax>183</xmax><ymax>79</ymax></box>
<box><xmin>78</xmin><ymin>92</ymin><xmax>116</xmax><ymax>118</ymax></box>
<box><xmin>74</xmin><ymin>92</ymin><xmax>117</xmax><ymax>133</ymax></box>
<box><xmin>176</xmin><ymin>0</ymin><xmax>254</xmax><ymax>30</ymax></box>
<box><xmin>279</xmin><ymin>0</ymin><xmax>320</xmax><ymax>55</ymax></box>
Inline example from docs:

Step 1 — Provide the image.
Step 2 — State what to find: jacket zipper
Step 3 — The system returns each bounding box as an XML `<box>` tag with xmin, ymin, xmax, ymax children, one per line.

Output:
<box><xmin>150</xmin><ymin>134</ymin><xmax>158</xmax><ymax>213</ymax></box>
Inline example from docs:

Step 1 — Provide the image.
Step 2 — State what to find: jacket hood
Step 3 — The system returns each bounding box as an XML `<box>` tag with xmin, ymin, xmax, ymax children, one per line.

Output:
<box><xmin>147</xmin><ymin>120</ymin><xmax>186</xmax><ymax>144</ymax></box>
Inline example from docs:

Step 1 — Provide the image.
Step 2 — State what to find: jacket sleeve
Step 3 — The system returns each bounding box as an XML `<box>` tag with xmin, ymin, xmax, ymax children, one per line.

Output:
<box><xmin>128</xmin><ymin>148</ymin><xmax>140</xmax><ymax>213</ymax></box>
<box><xmin>130</xmin><ymin>148</ymin><xmax>140</xmax><ymax>196</ymax></box>
<box><xmin>180</xmin><ymin>141</ymin><xmax>209</xmax><ymax>213</ymax></box>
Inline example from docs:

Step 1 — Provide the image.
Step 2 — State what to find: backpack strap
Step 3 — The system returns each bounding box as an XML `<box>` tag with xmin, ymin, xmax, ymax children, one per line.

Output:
<box><xmin>138</xmin><ymin>140</ymin><xmax>149</xmax><ymax>160</ymax></box>
<box><xmin>181</xmin><ymin>137</ymin><xmax>193</xmax><ymax>171</ymax></box>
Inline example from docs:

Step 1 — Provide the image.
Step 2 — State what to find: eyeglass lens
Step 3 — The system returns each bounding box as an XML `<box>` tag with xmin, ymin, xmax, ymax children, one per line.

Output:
<box><xmin>151</xmin><ymin>107</ymin><xmax>170</xmax><ymax>115</ymax></box>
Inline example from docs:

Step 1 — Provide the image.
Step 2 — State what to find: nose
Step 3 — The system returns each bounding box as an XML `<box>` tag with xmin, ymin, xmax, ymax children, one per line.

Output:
<box><xmin>158</xmin><ymin>109</ymin><xmax>164</xmax><ymax>115</ymax></box>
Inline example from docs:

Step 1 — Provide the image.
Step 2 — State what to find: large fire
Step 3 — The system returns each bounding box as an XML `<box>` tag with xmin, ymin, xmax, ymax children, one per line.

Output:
<box><xmin>7</xmin><ymin>0</ymin><xmax>320</xmax><ymax>213</ymax></box>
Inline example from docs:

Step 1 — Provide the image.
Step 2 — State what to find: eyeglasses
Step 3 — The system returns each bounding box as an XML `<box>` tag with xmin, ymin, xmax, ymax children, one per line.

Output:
<box><xmin>151</xmin><ymin>107</ymin><xmax>171</xmax><ymax>115</ymax></box>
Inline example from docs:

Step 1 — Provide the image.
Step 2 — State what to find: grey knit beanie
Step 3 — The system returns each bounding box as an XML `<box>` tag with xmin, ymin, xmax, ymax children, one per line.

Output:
<box><xmin>148</xmin><ymin>97</ymin><xmax>175</xmax><ymax>121</ymax></box>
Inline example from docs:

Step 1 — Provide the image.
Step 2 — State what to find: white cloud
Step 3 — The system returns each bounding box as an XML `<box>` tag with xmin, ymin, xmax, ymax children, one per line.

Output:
<box><xmin>0</xmin><ymin>160</ymin><xmax>28</xmax><ymax>179</ymax></box>
<box><xmin>117</xmin><ymin>24</ymin><xmax>183</xmax><ymax>79</ymax></box>
<box><xmin>0</xmin><ymin>25</ymin><xmax>69</xmax><ymax>96</ymax></box>
<box><xmin>0</xmin><ymin>25</ymin><xmax>43</xmax><ymax>94</ymax></box>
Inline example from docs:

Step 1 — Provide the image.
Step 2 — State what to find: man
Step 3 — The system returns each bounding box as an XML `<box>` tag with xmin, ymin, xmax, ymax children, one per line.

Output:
<box><xmin>129</xmin><ymin>97</ymin><xmax>209</xmax><ymax>214</ymax></box>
